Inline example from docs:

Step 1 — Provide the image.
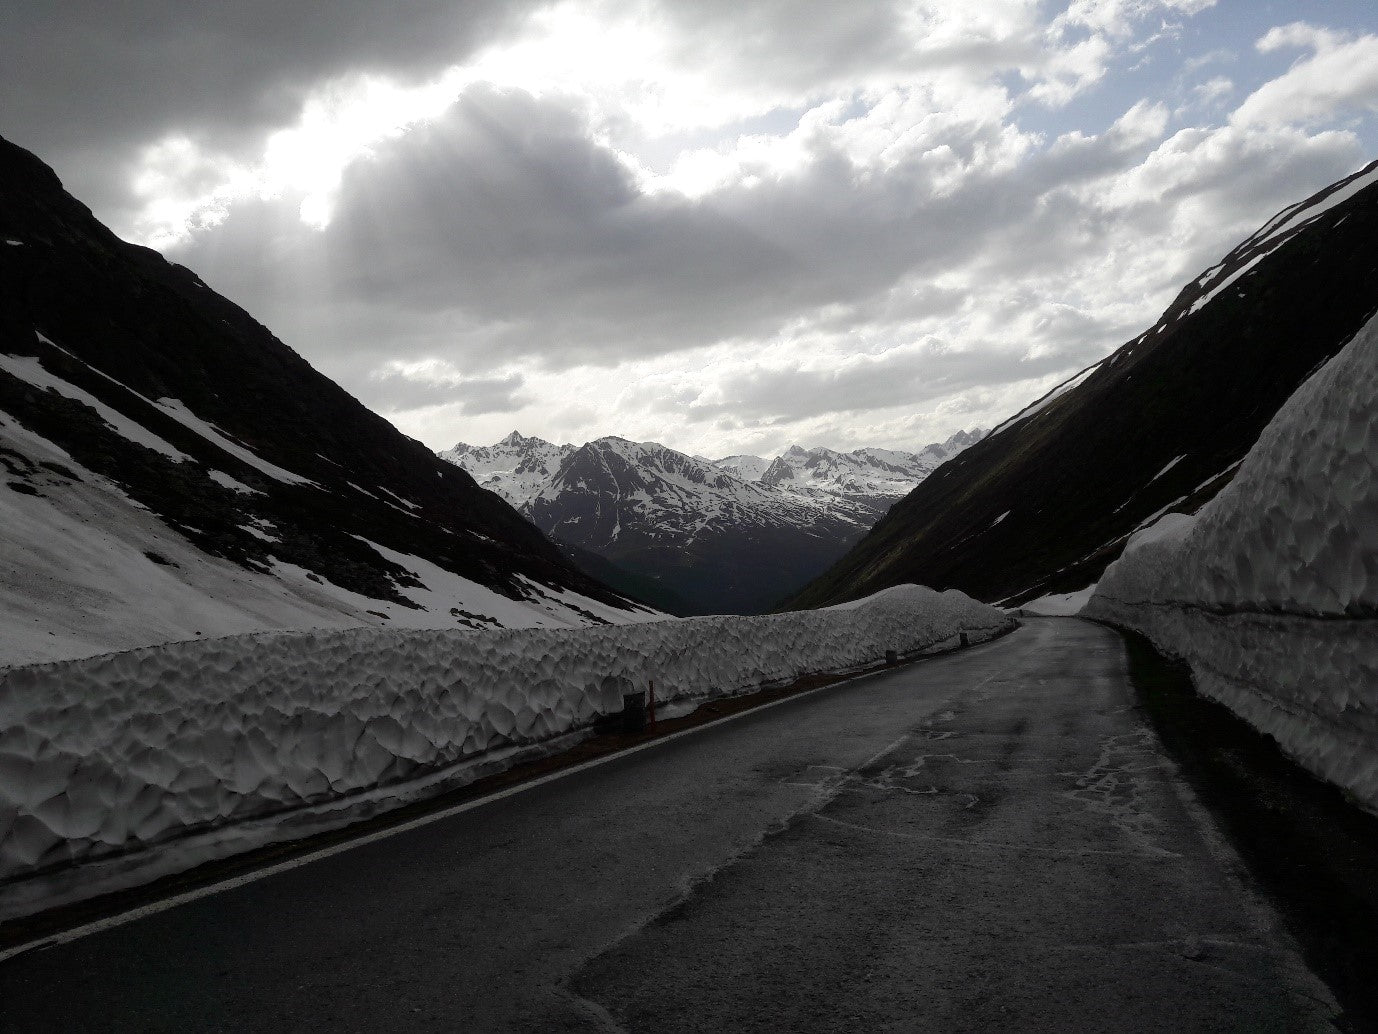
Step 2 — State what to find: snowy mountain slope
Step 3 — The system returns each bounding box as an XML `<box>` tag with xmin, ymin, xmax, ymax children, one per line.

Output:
<box><xmin>753</xmin><ymin>434</ymin><xmax>985</xmax><ymax>505</ymax></box>
<box><xmin>713</xmin><ymin>431</ymin><xmax>983</xmax><ymax>497</ymax></box>
<box><xmin>442</xmin><ymin>430</ymin><xmax>984</xmax><ymax>614</ymax></box>
<box><xmin>713</xmin><ymin>453</ymin><xmax>771</xmax><ymax>482</ymax></box>
<box><xmin>531</xmin><ymin>437</ymin><xmax>834</xmax><ymax>545</ymax></box>
<box><xmin>527</xmin><ymin>437</ymin><xmax>860</xmax><ymax>614</ymax></box>
<box><xmin>438</xmin><ymin>431</ymin><xmax>574</xmax><ymax>509</ymax></box>
<box><xmin>1086</xmin><ymin>312</ymin><xmax>1377</xmax><ymax>809</ymax></box>
<box><xmin>0</xmin><ymin>134</ymin><xmax>651</xmax><ymax>666</ymax></box>
<box><xmin>853</xmin><ymin>429</ymin><xmax>986</xmax><ymax>476</ymax></box>
<box><xmin>789</xmin><ymin>158</ymin><xmax>1378</xmax><ymax>609</ymax></box>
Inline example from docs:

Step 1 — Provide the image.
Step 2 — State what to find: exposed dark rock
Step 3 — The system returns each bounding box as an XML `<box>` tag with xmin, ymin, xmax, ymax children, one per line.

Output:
<box><xmin>0</xmin><ymin>133</ymin><xmax>635</xmax><ymax>620</ymax></box>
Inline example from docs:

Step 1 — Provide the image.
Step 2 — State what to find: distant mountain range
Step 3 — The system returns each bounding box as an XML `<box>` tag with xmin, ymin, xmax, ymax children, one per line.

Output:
<box><xmin>0</xmin><ymin>133</ymin><xmax>650</xmax><ymax>666</ymax></box>
<box><xmin>789</xmin><ymin>158</ymin><xmax>1378</xmax><ymax>610</ymax></box>
<box><xmin>441</xmin><ymin>429</ymin><xmax>984</xmax><ymax>614</ymax></box>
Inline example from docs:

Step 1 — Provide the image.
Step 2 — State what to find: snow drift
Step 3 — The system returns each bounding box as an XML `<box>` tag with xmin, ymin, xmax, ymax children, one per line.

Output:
<box><xmin>0</xmin><ymin>585</ymin><xmax>1012</xmax><ymax>919</ymax></box>
<box><xmin>1087</xmin><ymin>313</ymin><xmax>1377</xmax><ymax>809</ymax></box>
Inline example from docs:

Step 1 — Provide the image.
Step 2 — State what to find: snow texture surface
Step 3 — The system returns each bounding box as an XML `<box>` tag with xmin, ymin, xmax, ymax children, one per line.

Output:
<box><xmin>439</xmin><ymin>431</ymin><xmax>574</xmax><ymax>509</ymax></box>
<box><xmin>1087</xmin><ymin>313</ymin><xmax>1378</xmax><ymax>809</ymax></box>
<box><xmin>0</xmin><ymin>586</ymin><xmax>1011</xmax><ymax>916</ymax></box>
<box><xmin>1020</xmin><ymin>585</ymin><xmax>1096</xmax><ymax>616</ymax></box>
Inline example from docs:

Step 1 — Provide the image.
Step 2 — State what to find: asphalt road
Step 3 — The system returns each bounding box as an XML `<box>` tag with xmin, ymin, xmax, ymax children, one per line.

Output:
<box><xmin>0</xmin><ymin>618</ymin><xmax>1340</xmax><ymax>1032</ymax></box>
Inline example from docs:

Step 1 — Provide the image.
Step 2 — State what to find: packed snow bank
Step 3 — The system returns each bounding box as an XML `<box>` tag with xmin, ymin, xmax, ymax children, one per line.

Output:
<box><xmin>0</xmin><ymin>585</ymin><xmax>1011</xmax><ymax>919</ymax></box>
<box><xmin>1087</xmin><ymin>313</ymin><xmax>1377</xmax><ymax>810</ymax></box>
<box><xmin>1019</xmin><ymin>584</ymin><xmax>1097</xmax><ymax>616</ymax></box>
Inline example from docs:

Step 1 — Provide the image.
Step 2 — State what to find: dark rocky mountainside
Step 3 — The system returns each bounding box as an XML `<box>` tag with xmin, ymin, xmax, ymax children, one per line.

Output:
<box><xmin>0</xmin><ymin>133</ymin><xmax>641</xmax><ymax>662</ymax></box>
<box><xmin>789</xmin><ymin>159</ymin><xmax>1378</xmax><ymax>609</ymax></box>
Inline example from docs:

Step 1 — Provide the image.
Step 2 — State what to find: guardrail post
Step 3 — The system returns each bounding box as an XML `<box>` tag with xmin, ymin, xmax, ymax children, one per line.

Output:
<box><xmin>622</xmin><ymin>690</ymin><xmax>648</xmax><ymax>733</ymax></box>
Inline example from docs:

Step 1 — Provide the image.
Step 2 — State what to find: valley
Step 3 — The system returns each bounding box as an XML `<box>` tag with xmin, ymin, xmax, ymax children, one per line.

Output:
<box><xmin>2</xmin><ymin>7</ymin><xmax>1377</xmax><ymax>1028</ymax></box>
<box><xmin>442</xmin><ymin>429</ymin><xmax>984</xmax><ymax>613</ymax></box>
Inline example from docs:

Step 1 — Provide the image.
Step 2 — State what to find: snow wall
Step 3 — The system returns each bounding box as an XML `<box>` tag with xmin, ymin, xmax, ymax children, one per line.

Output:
<box><xmin>1086</xmin><ymin>314</ymin><xmax>1378</xmax><ymax>810</ymax></box>
<box><xmin>0</xmin><ymin>585</ymin><xmax>1012</xmax><ymax>918</ymax></box>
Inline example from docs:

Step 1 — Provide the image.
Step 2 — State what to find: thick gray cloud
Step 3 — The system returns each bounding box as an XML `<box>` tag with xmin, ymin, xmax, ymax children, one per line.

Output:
<box><xmin>0</xmin><ymin>2</ymin><xmax>1033</xmax><ymax>224</ymax></box>
<box><xmin>173</xmin><ymin>86</ymin><xmax>806</xmax><ymax>364</ymax></box>
<box><xmin>654</xmin><ymin>1</ymin><xmax>1038</xmax><ymax>95</ymax></box>
<box><xmin>0</xmin><ymin>1</ymin><xmax>539</xmax><ymax>212</ymax></box>
<box><xmin>176</xmin><ymin>84</ymin><xmax>1167</xmax><ymax>371</ymax></box>
<box><xmin>162</xmin><ymin>66</ymin><xmax>1365</xmax><ymax>459</ymax></box>
<box><xmin>7</xmin><ymin>1</ymin><xmax>1377</xmax><ymax>456</ymax></box>
<box><xmin>682</xmin><ymin>339</ymin><xmax>1105</xmax><ymax>424</ymax></box>
<box><xmin>186</xmin><ymin>82</ymin><xmax>1354</xmax><ymax>377</ymax></box>
<box><xmin>366</xmin><ymin>368</ymin><xmax>527</xmax><ymax>414</ymax></box>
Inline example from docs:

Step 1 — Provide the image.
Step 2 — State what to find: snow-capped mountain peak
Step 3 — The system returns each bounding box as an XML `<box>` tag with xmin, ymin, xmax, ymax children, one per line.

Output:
<box><xmin>498</xmin><ymin>429</ymin><xmax>545</xmax><ymax>448</ymax></box>
<box><xmin>713</xmin><ymin>454</ymin><xmax>771</xmax><ymax>482</ymax></box>
<box><xmin>438</xmin><ymin>434</ymin><xmax>574</xmax><ymax>508</ymax></box>
<box><xmin>760</xmin><ymin>456</ymin><xmax>796</xmax><ymax>488</ymax></box>
<box><xmin>744</xmin><ymin>434</ymin><xmax>990</xmax><ymax>503</ymax></box>
<box><xmin>440</xmin><ymin>428</ymin><xmax>987</xmax><ymax>614</ymax></box>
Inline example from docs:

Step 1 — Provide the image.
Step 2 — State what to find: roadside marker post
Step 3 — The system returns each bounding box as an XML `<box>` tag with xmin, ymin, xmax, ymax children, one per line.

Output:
<box><xmin>621</xmin><ymin>690</ymin><xmax>648</xmax><ymax>733</ymax></box>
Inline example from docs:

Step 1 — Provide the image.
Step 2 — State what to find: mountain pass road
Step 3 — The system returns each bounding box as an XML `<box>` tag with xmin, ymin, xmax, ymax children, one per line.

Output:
<box><xmin>0</xmin><ymin>618</ymin><xmax>1339</xmax><ymax>1032</ymax></box>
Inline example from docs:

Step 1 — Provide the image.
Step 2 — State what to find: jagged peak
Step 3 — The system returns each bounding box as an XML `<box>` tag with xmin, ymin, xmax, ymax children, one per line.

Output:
<box><xmin>942</xmin><ymin>427</ymin><xmax>987</xmax><ymax>447</ymax></box>
<box><xmin>760</xmin><ymin>455</ymin><xmax>797</xmax><ymax>487</ymax></box>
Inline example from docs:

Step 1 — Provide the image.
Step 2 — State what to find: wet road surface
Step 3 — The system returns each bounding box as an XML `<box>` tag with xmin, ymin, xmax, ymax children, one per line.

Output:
<box><xmin>0</xmin><ymin>618</ymin><xmax>1339</xmax><ymax>1031</ymax></box>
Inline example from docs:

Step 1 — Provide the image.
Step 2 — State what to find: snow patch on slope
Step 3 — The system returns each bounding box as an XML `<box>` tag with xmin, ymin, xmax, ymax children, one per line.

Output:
<box><xmin>714</xmin><ymin>454</ymin><xmax>770</xmax><ymax>482</ymax></box>
<box><xmin>208</xmin><ymin>469</ymin><xmax>260</xmax><ymax>494</ymax></box>
<box><xmin>989</xmin><ymin>360</ymin><xmax>1104</xmax><ymax>438</ymax></box>
<box><xmin>1187</xmin><ymin>247</ymin><xmax>1277</xmax><ymax>315</ymax></box>
<box><xmin>0</xmin><ymin>352</ymin><xmax>192</xmax><ymax>463</ymax></box>
<box><xmin>153</xmin><ymin>397</ymin><xmax>317</xmax><ymax>487</ymax></box>
<box><xmin>1020</xmin><ymin>584</ymin><xmax>1096</xmax><ymax>616</ymax></box>
<box><xmin>0</xmin><ymin>415</ymin><xmax>654</xmax><ymax>668</ymax></box>
<box><xmin>1245</xmin><ymin>162</ymin><xmax>1378</xmax><ymax>253</ymax></box>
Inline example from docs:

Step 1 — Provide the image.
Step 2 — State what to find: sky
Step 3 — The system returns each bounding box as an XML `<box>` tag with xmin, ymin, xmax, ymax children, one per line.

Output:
<box><xmin>5</xmin><ymin>1</ymin><xmax>1378</xmax><ymax>459</ymax></box>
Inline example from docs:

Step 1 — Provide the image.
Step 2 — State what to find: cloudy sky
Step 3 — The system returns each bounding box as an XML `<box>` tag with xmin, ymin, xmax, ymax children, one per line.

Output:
<box><xmin>6</xmin><ymin>2</ymin><xmax>1378</xmax><ymax>458</ymax></box>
